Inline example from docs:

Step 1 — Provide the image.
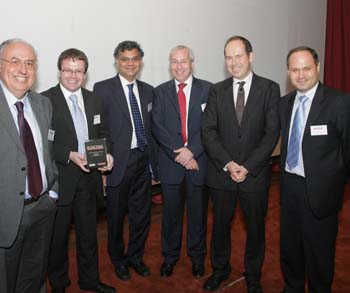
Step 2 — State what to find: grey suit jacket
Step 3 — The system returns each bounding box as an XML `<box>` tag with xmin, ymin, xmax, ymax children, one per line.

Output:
<box><xmin>0</xmin><ymin>86</ymin><xmax>58</xmax><ymax>248</ymax></box>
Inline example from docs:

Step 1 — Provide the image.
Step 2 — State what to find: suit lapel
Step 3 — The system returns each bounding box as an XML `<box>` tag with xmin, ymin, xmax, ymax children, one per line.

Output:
<box><xmin>136</xmin><ymin>81</ymin><xmax>149</xmax><ymax>129</ymax></box>
<box><xmin>82</xmin><ymin>88</ymin><xmax>94</xmax><ymax>137</ymax></box>
<box><xmin>112</xmin><ymin>75</ymin><xmax>132</xmax><ymax>125</ymax></box>
<box><xmin>303</xmin><ymin>84</ymin><xmax>325</xmax><ymax>138</ymax></box>
<box><xmin>188</xmin><ymin>77</ymin><xmax>201</xmax><ymax>116</ymax></box>
<box><xmin>283</xmin><ymin>92</ymin><xmax>296</xmax><ymax>147</ymax></box>
<box><xmin>167</xmin><ymin>80</ymin><xmax>180</xmax><ymax>115</ymax></box>
<box><xmin>53</xmin><ymin>85</ymin><xmax>77</xmax><ymax>137</ymax></box>
<box><xmin>240</xmin><ymin>74</ymin><xmax>259</xmax><ymax>126</ymax></box>
<box><xmin>0</xmin><ymin>87</ymin><xmax>23</xmax><ymax>152</ymax></box>
<box><xmin>222</xmin><ymin>78</ymin><xmax>237</xmax><ymax>128</ymax></box>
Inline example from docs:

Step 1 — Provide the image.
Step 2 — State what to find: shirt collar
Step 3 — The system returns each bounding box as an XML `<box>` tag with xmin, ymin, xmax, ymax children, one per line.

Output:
<box><xmin>119</xmin><ymin>74</ymin><xmax>136</xmax><ymax>87</ymax></box>
<box><xmin>296</xmin><ymin>82</ymin><xmax>319</xmax><ymax>102</ymax></box>
<box><xmin>59</xmin><ymin>83</ymin><xmax>82</xmax><ymax>100</ymax></box>
<box><xmin>233</xmin><ymin>70</ymin><xmax>253</xmax><ymax>86</ymax></box>
<box><xmin>0</xmin><ymin>80</ymin><xmax>29</xmax><ymax>108</ymax></box>
<box><xmin>175</xmin><ymin>75</ymin><xmax>193</xmax><ymax>87</ymax></box>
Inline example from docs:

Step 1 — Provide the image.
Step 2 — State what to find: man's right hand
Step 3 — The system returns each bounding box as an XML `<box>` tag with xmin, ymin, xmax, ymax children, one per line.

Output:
<box><xmin>69</xmin><ymin>151</ymin><xmax>90</xmax><ymax>172</ymax></box>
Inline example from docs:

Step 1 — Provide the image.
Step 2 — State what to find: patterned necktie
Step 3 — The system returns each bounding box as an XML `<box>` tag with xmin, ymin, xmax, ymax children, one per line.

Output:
<box><xmin>236</xmin><ymin>81</ymin><xmax>245</xmax><ymax>124</ymax></box>
<box><xmin>127</xmin><ymin>83</ymin><xmax>147</xmax><ymax>151</ymax></box>
<box><xmin>69</xmin><ymin>94</ymin><xmax>89</xmax><ymax>154</ymax></box>
<box><xmin>15</xmin><ymin>101</ymin><xmax>43</xmax><ymax>198</ymax></box>
<box><xmin>286</xmin><ymin>95</ymin><xmax>309</xmax><ymax>169</ymax></box>
<box><xmin>178</xmin><ymin>83</ymin><xmax>187</xmax><ymax>143</ymax></box>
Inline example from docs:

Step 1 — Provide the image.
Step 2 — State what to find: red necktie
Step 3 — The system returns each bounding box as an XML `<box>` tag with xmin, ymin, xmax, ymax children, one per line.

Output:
<box><xmin>178</xmin><ymin>83</ymin><xmax>187</xmax><ymax>143</ymax></box>
<box><xmin>16</xmin><ymin>101</ymin><xmax>43</xmax><ymax>199</ymax></box>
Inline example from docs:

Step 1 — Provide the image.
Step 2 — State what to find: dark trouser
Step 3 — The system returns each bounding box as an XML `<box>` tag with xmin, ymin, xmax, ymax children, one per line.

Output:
<box><xmin>48</xmin><ymin>173</ymin><xmax>99</xmax><ymax>290</ymax></box>
<box><xmin>106</xmin><ymin>148</ymin><xmax>152</xmax><ymax>266</ymax></box>
<box><xmin>2</xmin><ymin>194</ymin><xmax>56</xmax><ymax>293</ymax></box>
<box><xmin>280</xmin><ymin>173</ymin><xmax>338</xmax><ymax>293</ymax></box>
<box><xmin>210</xmin><ymin>187</ymin><xmax>268</xmax><ymax>284</ymax></box>
<box><xmin>161</xmin><ymin>179</ymin><xmax>208</xmax><ymax>265</ymax></box>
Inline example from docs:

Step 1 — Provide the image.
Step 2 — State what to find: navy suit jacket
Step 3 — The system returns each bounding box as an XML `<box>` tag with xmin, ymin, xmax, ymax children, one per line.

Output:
<box><xmin>152</xmin><ymin>77</ymin><xmax>211</xmax><ymax>185</ymax></box>
<box><xmin>202</xmin><ymin>74</ymin><xmax>280</xmax><ymax>192</ymax></box>
<box><xmin>280</xmin><ymin>83</ymin><xmax>350</xmax><ymax>218</ymax></box>
<box><xmin>93</xmin><ymin>74</ymin><xmax>156</xmax><ymax>186</ymax></box>
<box><xmin>42</xmin><ymin>85</ymin><xmax>110</xmax><ymax>205</ymax></box>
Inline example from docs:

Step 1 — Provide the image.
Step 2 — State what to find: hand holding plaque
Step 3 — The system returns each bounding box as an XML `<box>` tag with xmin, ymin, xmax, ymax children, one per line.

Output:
<box><xmin>85</xmin><ymin>138</ymin><xmax>107</xmax><ymax>168</ymax></box>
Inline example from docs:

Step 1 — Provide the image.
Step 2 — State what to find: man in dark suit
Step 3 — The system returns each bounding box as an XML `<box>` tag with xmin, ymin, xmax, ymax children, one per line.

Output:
<box><xmin>152</xmin><ymin>45</ymin><xmax>211</xmax><ymax>278</ymax></box>
<box><xmin>0</xmin><ymin>39</ymin><xmax>58</xmax><ymax>293</ymax></box>
<box><xmin>279</xmin><ymin>46</ymin><xmax>350</xmax><ymax>293</ymax></box>
<box><xmin>93</xmin><ymin>41</ymin><xmax>155</xmax><ymax>281</ymax></box>
<box><xmin>201</xmin><ymin>36</ymin><xmax>280</xmax><ymax>292</ymax></box>
<box><xmin>42</xmin><ymin>49</ymin><xmax>115</xmax><ymax>293</ymax></box>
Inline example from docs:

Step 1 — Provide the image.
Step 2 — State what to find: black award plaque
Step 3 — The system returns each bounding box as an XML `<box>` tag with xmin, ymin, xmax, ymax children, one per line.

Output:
<box><xmin>85</xmin><ymin>138</ymin><xmax>107</xmax><ymax>168</ymax></box>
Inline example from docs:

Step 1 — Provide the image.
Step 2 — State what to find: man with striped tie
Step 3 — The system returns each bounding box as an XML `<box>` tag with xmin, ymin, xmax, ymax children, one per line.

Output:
<box><xmin>42</xmin><ymin>48</ymin><xmax>115</xmax><ymax>293</ymax></box>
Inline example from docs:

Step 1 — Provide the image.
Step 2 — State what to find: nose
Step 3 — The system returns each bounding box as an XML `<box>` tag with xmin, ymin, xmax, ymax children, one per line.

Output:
<box><xmin>17</xmin><ymin>61</ymin><xmax>28</xmax><ymax>73</ymax></box>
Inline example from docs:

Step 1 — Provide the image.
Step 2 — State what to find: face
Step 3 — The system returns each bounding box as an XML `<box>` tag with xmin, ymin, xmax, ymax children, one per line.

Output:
<box><xmin>116</xmin><ymin>48</ymin><xmax>142</xmax><ymax>82</ymax></box>
<box><xmin>0</xmin><ymin>42</ymin><xmax>37</xmax><ymax>99</ymax></box>
<box><xmin>169</xmin><ymin>48</ymin><xmax>193</xmax><ymax>82</ymax></box>
<box><xmin>59</xmin><ymin>58</ymin><xmax>86</xmax><ymax>92</ymax></box>
<box><xmin>224</xmin><ymin>39</ymin><xmax>253</xmax><ymax>79</ymax></box>
<box><xmin>287</xmin><ymin>50</ymin><xmax>320</xmax><ymax>93</ymax></box>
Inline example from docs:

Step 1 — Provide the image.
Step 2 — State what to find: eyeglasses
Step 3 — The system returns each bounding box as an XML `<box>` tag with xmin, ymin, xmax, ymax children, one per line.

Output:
<box><xmin>118</xmin><ymin>56</ymin><xmax>141</xmax><ymax>63</ymax></box>
<box><xmin>61</xmin><ymin>69</ymin><xmax>85</xmax><ymax>76</ymax></box>
<box><xmin>170</xmin><ymin>59</ymin><xmax>192</xmax><ymax>66</ymax></box>
<box><xmin>0</xmin><ymin>57</ymin><xmax>36</xmax><ymax>70</ymax></box>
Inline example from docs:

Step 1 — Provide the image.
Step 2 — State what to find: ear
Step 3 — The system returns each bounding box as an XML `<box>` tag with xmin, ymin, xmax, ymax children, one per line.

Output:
<box><xmin>249</xmin><ymin>52</ymin><xmax>254</xmax><ymax>63</ymax></box>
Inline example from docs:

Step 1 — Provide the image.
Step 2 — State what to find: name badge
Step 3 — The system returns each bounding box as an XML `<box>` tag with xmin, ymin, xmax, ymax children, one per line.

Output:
<box><xmin>48</xmin><ymin>129</ymin><xmax>55</xmax><ymax>141</ymax></box>
<box><xmin>147</xmin><ymin>102</ymin><xmax>152</xmax><ymax>112</ymax></box>
<box><xmin>310</xmin><ymin>125</ymin><xmax>328</xmax><ymax>136</ymax></box>
<box><xmin>93</xmin><ymin>114</ymin><xmax>101</xmax><ymax>125</ymax></box>
<box><xmin>201</xmin><ymin>103</ymin><xmax>206</xmax><ymax>112</ymax></box>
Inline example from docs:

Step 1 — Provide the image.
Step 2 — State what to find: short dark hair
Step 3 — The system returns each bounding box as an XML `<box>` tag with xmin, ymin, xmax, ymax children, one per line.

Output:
<box><xmin>287</xmin><ymin>46</ymin><xmax>319</xmax><ymax>68</ymax></box>
<box><xmin>113</xmin><ymin>40</ymin><xmax>144</xmax><ymax>59</ymax></box>
<box><xmin>224</xmin><ymin>35</ymin><xmax>253</xmax><ymax>56</ymax></box>
<box><xmin>57</xmin><ymin>48</ymin><xmax>89</xmax><ymax>72</ymax></box>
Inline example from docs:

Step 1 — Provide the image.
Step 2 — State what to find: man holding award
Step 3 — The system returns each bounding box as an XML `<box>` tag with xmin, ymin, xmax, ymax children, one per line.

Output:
<box><xmin>42</xmin><ymin>48</ymin><xmax>115</xmax><ymax>293</ymax></box>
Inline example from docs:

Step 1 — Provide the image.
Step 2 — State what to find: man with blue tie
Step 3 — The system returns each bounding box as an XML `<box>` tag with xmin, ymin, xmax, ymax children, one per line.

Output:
<box><xmin>152</xmin><ymin>45</ymin><xmax>211</xmax><ymax>278</ymax></box>
<box><xmin>0</xmin><ymin>38</ymin><xmax>58</xmax><ymax>293</ymax></box>
<box><xmin>279</xmin><ymin>46</ymin><xmax>350</xmax><ymax>293</ymax></box>
<box><xmin>93</xmin><ymin>41</ymin><xmax>156</xmax><ymax>281</ymax></box>
<box><xmin>42</xmin><ymin>48</ymin><xmax>115</xmax><ymax>293</ymax></box>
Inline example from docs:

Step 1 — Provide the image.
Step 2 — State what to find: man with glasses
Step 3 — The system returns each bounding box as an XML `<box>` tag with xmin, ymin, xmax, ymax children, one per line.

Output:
<box><xmin>42</xmin><ymin>48</ymin><xmax>115</xmax><ymax>293</ymax></box>
<box><xmin>93</xmin><ymin>41</ymin><xmax>156</xmax><ymax>281</ymax></box>
<box><xmin>0</xmin><ymin>38</ymin><xmax>58</xmax><ymax>293</ymax></box>
<box><xmin>152</xmin><ymin>45</ymin><xmax>211</xmax><ymax>278</ymax></box>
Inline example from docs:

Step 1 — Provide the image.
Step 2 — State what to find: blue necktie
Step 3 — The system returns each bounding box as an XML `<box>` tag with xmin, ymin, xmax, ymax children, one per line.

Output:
<box><xmin>127</xmin><ymin>84</ymin><xmax>147</xmax><ymax>151</ymax></box>
<box><xmin>286</xmin><ymin>95</ymin><xmax>308</xmax><ymax>169</ymax></box>
<box><xmin>69</xmin><ymin>94</ymin><xmax>89</xmax><ymax>154</ymax></box>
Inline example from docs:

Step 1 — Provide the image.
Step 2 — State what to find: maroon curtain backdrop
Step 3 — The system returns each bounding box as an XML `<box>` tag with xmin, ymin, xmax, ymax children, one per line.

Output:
<box><xmin>324</xmin><ymin>0</ymin><xmax>350</xmax><ymax>93</ymax></box>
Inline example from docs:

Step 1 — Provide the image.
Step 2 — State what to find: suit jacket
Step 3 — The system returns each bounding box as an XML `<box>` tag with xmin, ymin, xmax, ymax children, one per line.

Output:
<box><xmin>202</xmin><ymin>73</ymin><xmax>280</xmax><ymax>192</ymax></box>
<box><xmin>42</xmin><ymin>85</ymin><xmax>110</xmax><ymax>205</ymax></box>
<box><xmin>0</xmin><ymin>87</ymin><xmax>58</xmax><ymax>248</ymax></box>
<box><xmin>279</xmin><ymin>83</ymin><xmax>350</xmax><ymax>219</ymax></box>
<box><xmin>93</xmin><ymin>74</ymin><xmax>156</xmax><ymax>186</ymax></box>
<box><xmin>152</xmin><ymin>77</ymin><xmax>211</xmax><ymax>185</ymax></box>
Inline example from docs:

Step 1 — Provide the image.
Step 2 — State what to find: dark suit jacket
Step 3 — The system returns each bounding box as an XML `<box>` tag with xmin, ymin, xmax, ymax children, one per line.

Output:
<box><xmin>202</xmin><ymin>73</ymin><xmax>280</xmax><ymax>192</ymax></box>
<box><xmin>152</xmin><ymin>77</ymin><xmax>211</xmax><ymax>185</ymax></box>
<box><xmin>42</xmin><ymin>85</ymin><xmax>110</xmax><ymax>206</ymax></box>
<box><xmin>93</xmin><ymin>74</ymin><xmax>156</xmax><ymax>186</ymax></box>
<box><xmin>0</xmin><ymin>87</ymin><xmax>58</xmax><ymax>247</ymax></box>
<box><xmin>279</xmin><ymin>83</ymin><xmax>350</xmax><ymax>219</ymax></box>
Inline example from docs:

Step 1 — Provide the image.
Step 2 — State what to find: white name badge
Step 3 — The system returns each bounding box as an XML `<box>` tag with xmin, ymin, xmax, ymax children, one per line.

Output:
<box><xmin>201</xmin><ymin>103</ymin><xmax>206</xmax><ymax>112</ymax></box>
<box><xmin>48</xmin><ymin>129</ymin><xmax>55</xmax><ymax>141</ymax></box>
<box><xmin>310</xmin><ymin>125</ymin><xmax>328</xmax><ymax>136</ymax></box>
<box><xmin>93</xmin><ymin>114</ymin><xmax>101</xmax><ymax>125</ymax></box>
<box><xmin>148</xmin><ymin>102</ymin><xmax>152</xmax><ymax>112</ymax></box>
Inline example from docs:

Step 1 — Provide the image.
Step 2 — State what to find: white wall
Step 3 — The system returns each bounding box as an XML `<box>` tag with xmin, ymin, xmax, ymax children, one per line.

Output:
<box><xmin>0</xmin><ymin>0</ymin><xmax>326</xmax><ymax>95</ymax></box>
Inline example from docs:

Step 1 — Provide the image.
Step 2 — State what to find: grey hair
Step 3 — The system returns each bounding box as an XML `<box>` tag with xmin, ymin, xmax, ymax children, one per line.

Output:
<box><xmin>0</xmin><ymin>38</ymin><xmax>37</xmax><ymax>59</ymax></box>
<box><xmin>169</xmin><ymin>45</ymin><xmax>194</xmax><ymax>61</ymax></box>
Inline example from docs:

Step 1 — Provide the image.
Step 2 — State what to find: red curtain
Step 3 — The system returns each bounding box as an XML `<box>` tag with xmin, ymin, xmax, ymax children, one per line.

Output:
<box><xmin>324</xmin><ymin>0</ymin><xmax>350</xmax><ymax>92</ymax></box>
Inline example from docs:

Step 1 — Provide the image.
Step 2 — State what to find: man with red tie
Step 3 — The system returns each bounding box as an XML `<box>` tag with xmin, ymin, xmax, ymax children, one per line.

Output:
<box><xmin>152</xmin><ymin>45</ymin><xmax>211</xmax><ymax>278</ymax></box>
